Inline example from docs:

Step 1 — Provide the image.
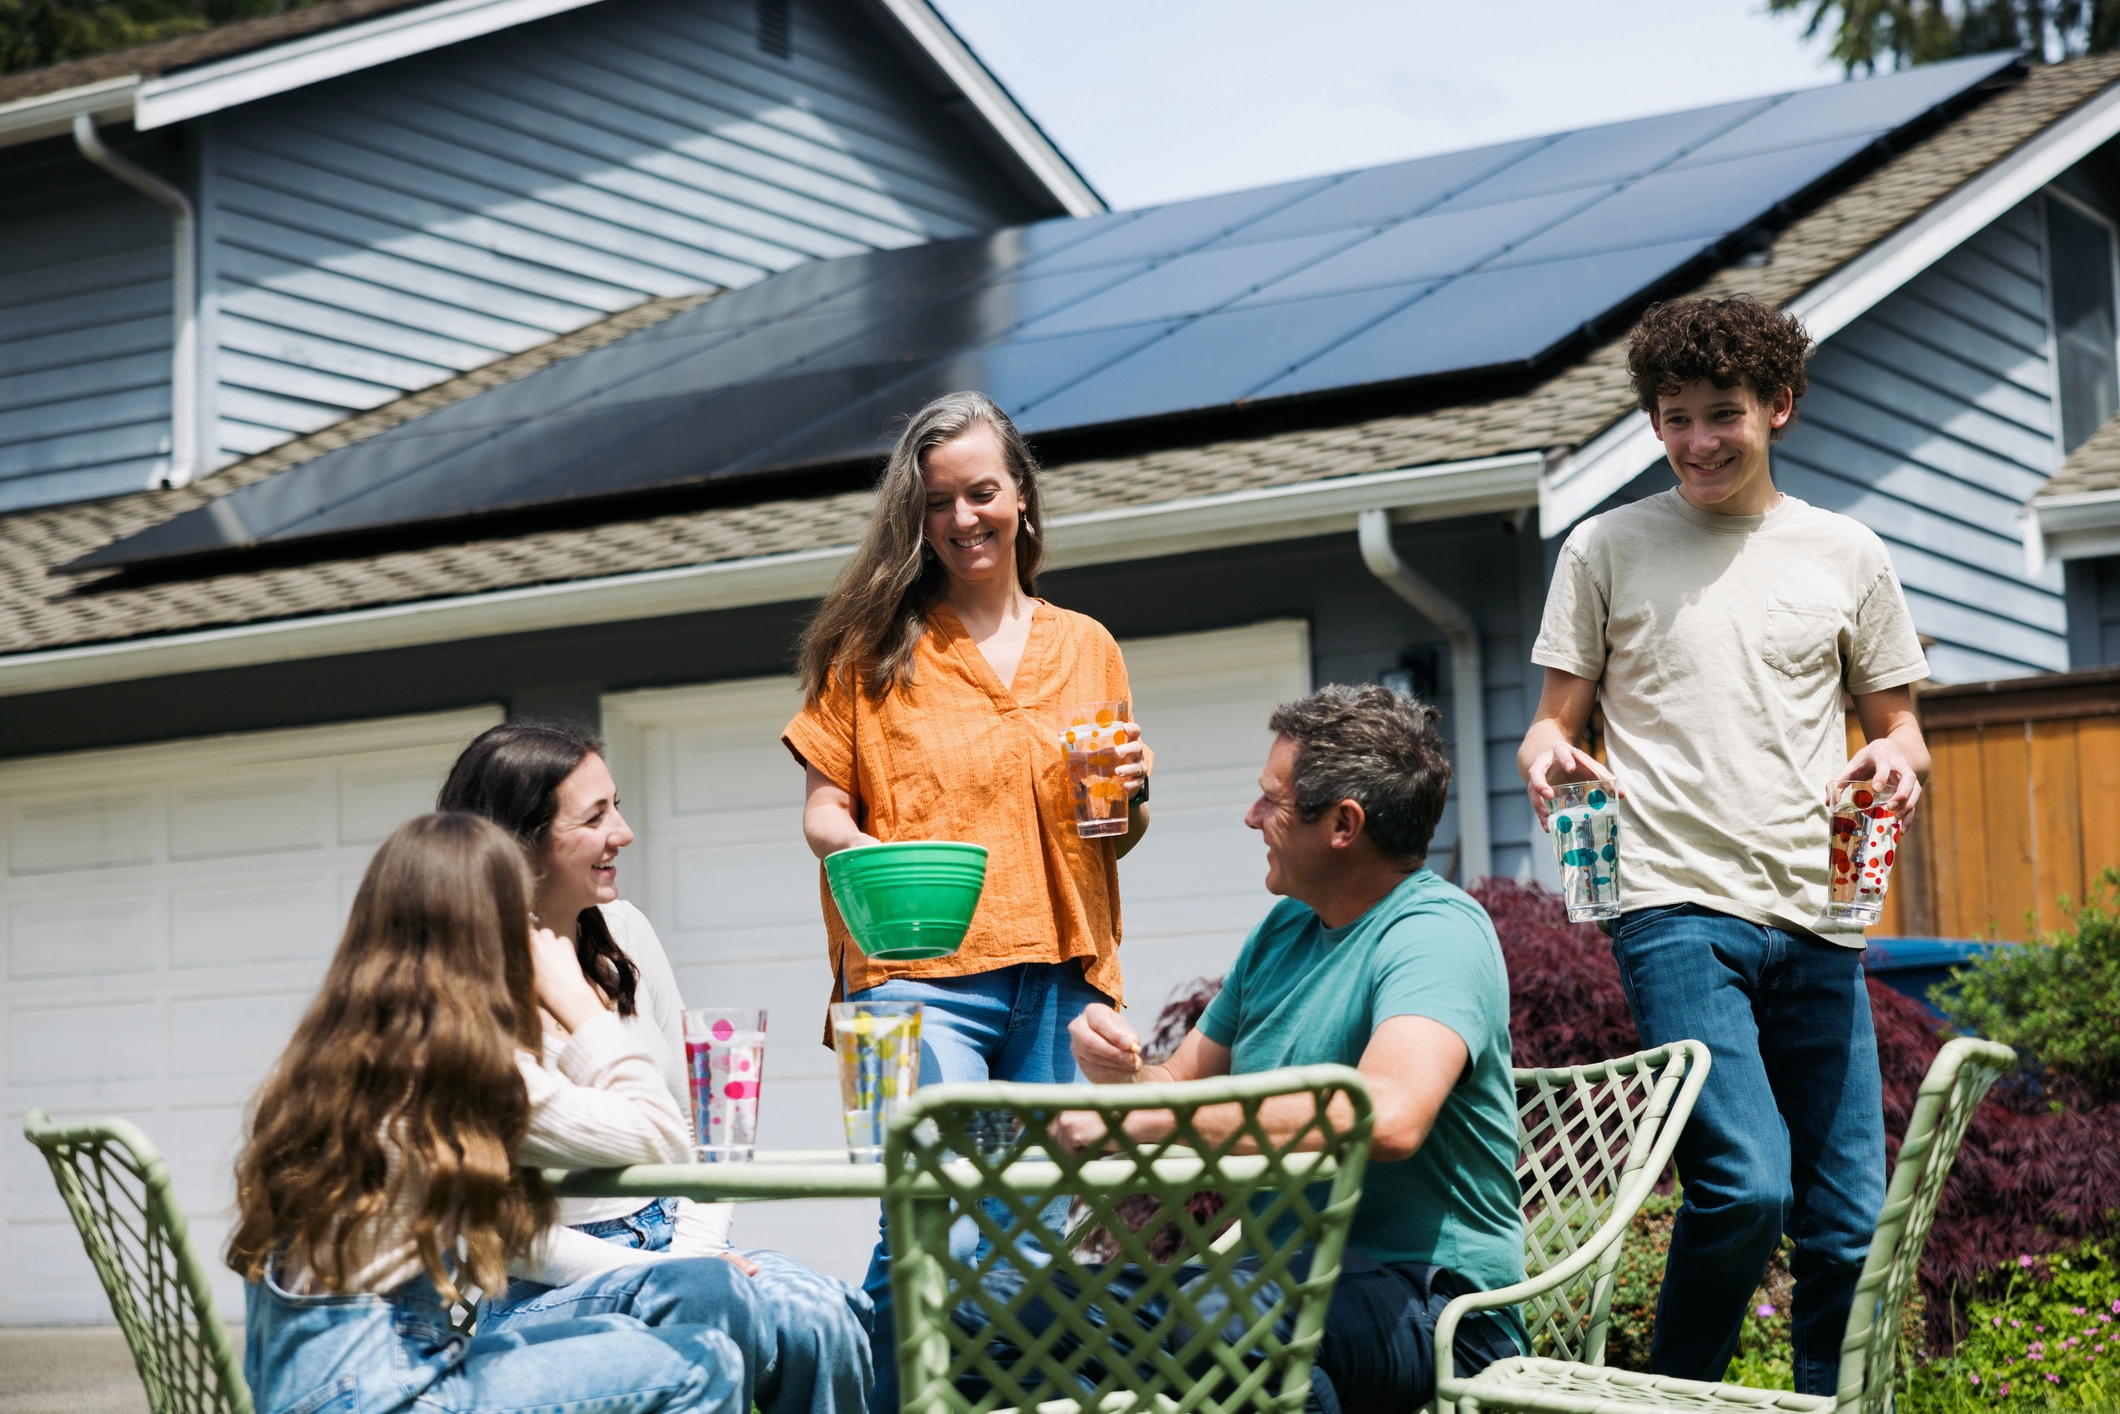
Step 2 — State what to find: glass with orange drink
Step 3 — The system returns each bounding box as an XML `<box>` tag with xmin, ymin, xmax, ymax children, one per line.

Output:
<box><xmin>1059</xmin><ymin>700</ymin><xmax>1133</xmax><ymax>838</ymax></box>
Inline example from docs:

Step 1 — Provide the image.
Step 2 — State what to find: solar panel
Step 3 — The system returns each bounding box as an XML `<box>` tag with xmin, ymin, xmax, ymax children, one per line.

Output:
<box><xmin>71</xmin><ymin>49</ymin><xmax>2022</xmax><ymax>570</ymax></box>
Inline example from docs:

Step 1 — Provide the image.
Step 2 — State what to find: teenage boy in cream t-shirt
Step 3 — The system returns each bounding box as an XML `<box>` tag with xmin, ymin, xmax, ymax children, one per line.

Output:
<box><xmin>1518</xmin><ymin>296</ymin><xmax>1931</xmax><ymax>1398</ymax></box>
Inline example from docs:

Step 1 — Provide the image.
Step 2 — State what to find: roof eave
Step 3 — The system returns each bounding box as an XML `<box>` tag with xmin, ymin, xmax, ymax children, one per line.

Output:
<box><xmin>0</xmin><ymin>74</ymin><xmax>138</xmax><ymax>148</ymax></box>
<box><xmin>1540</xmin><ymin>66</ymin><xmax>2120</xmax><ymax>537</ymax></box>
<box><xmin>2023</xmin><ymin>486</ymin><xmax>2120</xmax><ymax>572</ymax></box>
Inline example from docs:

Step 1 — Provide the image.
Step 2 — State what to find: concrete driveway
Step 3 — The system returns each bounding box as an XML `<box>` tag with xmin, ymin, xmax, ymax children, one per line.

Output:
<box><xmin>1</xmin><ymin>1328</ymin><xmax>154</xmax><ymax>1414</ymax></box>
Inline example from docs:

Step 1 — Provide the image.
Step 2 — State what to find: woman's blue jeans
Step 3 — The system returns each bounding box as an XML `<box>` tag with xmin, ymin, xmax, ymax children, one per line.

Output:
<box><xmin>1610</xmin><ymin>904</ymin><xmax>1886</xmax><ymax>1397</ymax></box>
<box><xmin>244</xmin><ymin>1266</ymin><xmax>744</xmax><ymax>1414</ymax></box>
<box><xmin>848</xmin><ymin>959</ymin><xmax>1109</xmax><ymax>1414</ymax></box>
<box><xmin>477</xmin><ymin>1196</ymin><xmax>873</xmax><ymax>1414</ymax></box>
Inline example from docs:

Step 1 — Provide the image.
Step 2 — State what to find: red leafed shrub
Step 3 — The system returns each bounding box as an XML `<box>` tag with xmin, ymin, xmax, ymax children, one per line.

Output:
<box><xmin>1472</xmin><ymin>878</ymin><xmax>1641</xmax><ymax>1068</ymax></box>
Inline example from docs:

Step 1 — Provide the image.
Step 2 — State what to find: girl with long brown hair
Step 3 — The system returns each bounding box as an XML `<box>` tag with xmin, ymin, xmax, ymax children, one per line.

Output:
<box><xmin>229</xmin><ymin>811</ymin><xmax>745</xmax><ymax>1414</ymax></box>
<box><xmin>438</xmin><ymin>724</ymin><xmax>872</xmax><ymax>1414</ymax></box>
<box><xmin>781</xmin><ymin>390</ymin><xmax>1151</xmax><ymax>1411</ymax></box>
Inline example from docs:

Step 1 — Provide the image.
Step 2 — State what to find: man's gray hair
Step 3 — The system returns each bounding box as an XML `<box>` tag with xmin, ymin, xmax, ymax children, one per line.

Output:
<box><xmin>1267</xmin><ymin>684</ymin><xmax>1452</xmax><ymax>864</ymax></box>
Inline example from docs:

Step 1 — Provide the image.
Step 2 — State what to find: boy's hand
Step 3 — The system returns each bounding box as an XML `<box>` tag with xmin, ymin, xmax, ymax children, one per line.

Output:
<box><xmin>1832</xmin><ymin>740</ymin><xmax>1923</xmax><ymax>820</ymax></box>
<box><xmin>1523</xmin><ymin>743</ymin><xmax>1623</xmax><ymax>832</ymax></box>
<box><xmin>1069</xmin><ymin>1003</ymin><xmax>1144</xmax><ymax>1084</ymax></box>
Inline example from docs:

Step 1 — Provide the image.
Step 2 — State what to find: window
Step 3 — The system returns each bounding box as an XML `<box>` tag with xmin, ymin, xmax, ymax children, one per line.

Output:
<box><xmin>2047</xmin><ymin>193</ymin><xmax>2120</xmax><ymax>453</ymax></box>
<box><xmin>757</xmin><ymin>0</ymin><xmax>790</xmax><ymax>58</ymax></box>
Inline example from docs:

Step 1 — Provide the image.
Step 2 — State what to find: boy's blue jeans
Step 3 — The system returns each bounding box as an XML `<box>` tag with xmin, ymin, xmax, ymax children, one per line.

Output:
<box><xmin>477</xmin><ymin>1196</ymin><xmax>873</xmax><ymax>1414</ymax></box>
<box><xmin>1611</xmin><ymin>904</ymin><xmax>1886</xmax><ymax>1397</ymax></box>
<box><xmin>848</xmin><ymin>959</ymin><xmax>1109</xmax><ymax>1414</ymax></box>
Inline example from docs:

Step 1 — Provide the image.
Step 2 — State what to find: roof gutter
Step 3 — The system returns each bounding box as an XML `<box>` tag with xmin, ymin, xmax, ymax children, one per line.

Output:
<box><xmin>73</xmin><ymin>114</ymin><xmax>199</xmax><ymax>489</ymax></box>
<box><xmin>0</xmin><ymin>451</ymin><xmax>1541</xmax><ymax>700</ymax></box>
<box><xmin>2023</xmin><ymin>486</ymin><xmax>2120</xmax><ymax>571</ymax></box>
<box><xmin>1358</xmin><ymin>509</ymin><xmax>1491</xmax><ymax>885</ymax></box>
<box><xmin>1539</xmin><ymin>71</ymin><xmax>2120</xmax><ymax>537</ymax></box>
<box><xmin>0</xmin><ymin>74</ymin><xmax>137</xmax><ymax>149</ymax></box>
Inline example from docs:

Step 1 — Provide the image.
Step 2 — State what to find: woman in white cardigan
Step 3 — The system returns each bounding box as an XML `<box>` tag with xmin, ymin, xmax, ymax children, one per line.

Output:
<box><xmin>439</xmin><ymin>723</ymin><xmax>870</xmax><ymax>1414</ymax></box>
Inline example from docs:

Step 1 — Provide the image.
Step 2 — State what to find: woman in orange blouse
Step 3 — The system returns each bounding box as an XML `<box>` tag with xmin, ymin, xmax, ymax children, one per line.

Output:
<box><xmin>782</xmin><ymin>390</ymin><xmax>1149</xmax><ymax>1411</ymax></box>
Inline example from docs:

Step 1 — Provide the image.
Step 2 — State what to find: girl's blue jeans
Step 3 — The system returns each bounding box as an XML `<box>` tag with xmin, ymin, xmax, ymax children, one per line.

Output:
<box><xmin>244</xmin><ymin>1264</ymin><xmax>744</xmax><ymax>1414</ymax></box>
<box><xmin>1611</xmin><ymin>903</ymin><xmax>1886</xmax><ymax>1397</ymax></box>
<box><xmin>477</xmin><ymin>1196</ymin><xmax>873</xmax><ymax>1414</ymax></box>
<box><xmin>848</xmin><ymin>959</ymin><xmax>1109</xmax><ymax>1414</ymax></box>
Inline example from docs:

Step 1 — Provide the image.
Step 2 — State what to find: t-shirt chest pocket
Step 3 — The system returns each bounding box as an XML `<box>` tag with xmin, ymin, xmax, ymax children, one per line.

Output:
<box><xmin>1761</xmin><ymin>598</ymin><xmax>1844</xmax><ymax>680</ymax></box>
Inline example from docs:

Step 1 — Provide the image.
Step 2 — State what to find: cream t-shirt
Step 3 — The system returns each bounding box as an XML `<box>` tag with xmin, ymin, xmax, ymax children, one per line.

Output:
<box><xmin>1531</xmin><ymin>490</ymin><xmax>1929</xmax><ymax>945</ymax></box>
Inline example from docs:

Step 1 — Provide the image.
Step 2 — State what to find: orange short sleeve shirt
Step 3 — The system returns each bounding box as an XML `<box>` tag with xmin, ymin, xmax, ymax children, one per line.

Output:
<box><xmin>782</xmin><ymin>601</ymin><xmax>1132</xmax><ymax>1005</ymax></box>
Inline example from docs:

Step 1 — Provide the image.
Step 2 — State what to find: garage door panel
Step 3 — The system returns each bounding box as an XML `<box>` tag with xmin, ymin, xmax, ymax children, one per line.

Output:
<box><xmin>10</xmin><ymin>999</ymin><xmax>160</xmax><ymax>1087</ymax></box>
<box><xmin>171</xmin><ymin>992</ymin><xmax>312</xmax><ymax>1080</ymax></box>
<box><xmin>170</xmin><ymin>771</ymin><xmax>330</xmax><ymax>861</ymax></box>
<box><xmin>669</xmin><ymin>921</ymin><xmax>824</xmax><ymax>967</ymax></box>
<box><xmin>0</xmin><ymin>706</ymin><xmax>503</xmax><ymax>1324</ymax></box>
<box><xmin>9</xmin><ymin>792</ymin><xmax>156</xmax><ymax>875</ymax></box>
<box><xmin>338</xmin><ymin>746</ymin><xmax>465</xmax><ymax>845</ymax></box>
<box><xmin>672</xmin><ymin>840</ymin><xmax>821</xmax><ymax>932</ymax></box>
<box><xmin>172</xmin><ymin>877</ymin><xmax>338</xmax><ymax>970</ymax></box>
<box><xmin>9</xmin><ymin>895</ymin><xmax>163</xmax><ymax>980</ymax></box>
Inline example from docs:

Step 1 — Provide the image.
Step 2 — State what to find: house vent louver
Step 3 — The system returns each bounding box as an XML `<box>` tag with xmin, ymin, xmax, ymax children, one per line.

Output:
<box><xmin>757</xmin><ymin>0</ymin><xmax>790</xmax><ymax>57</ymax></box>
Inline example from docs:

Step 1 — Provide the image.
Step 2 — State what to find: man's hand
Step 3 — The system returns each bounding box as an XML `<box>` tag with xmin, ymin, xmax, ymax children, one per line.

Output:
<box><xmin>1519</xmin><ymin>667</ymin><xmax>1621</xmax><ymax>832</ymax></box>
<box><xmin>1832</xmin><ymin>738</ymin><xmax>1923</xmax><ymax>819</ymax></box>
<box><xmin>1048</xmin><ymin>1110</ymin><xmax>1115</xmax><ymax>1153</ymax></box>
<box><xmin>1069</xmin><ymin>1003</ymin><xmax>1144</xmax><ymax>1084</ymax></box>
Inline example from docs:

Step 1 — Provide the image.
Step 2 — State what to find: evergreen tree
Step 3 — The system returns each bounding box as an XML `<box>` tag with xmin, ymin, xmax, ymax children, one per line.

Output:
<box><xmin>2</xmin><ymin>0</ymin><xmax>323</xmax><ymax>75</ymax></box>
<box><xmin>1768</xmin><ymin>0</ymin><xmax>2120</xmax><ymax>71</ymax></box>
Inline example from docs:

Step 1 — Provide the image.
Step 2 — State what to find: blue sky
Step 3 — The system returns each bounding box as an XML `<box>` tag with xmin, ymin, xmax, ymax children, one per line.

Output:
<box><xmin>930</xmin><ymin>1</ymin><xmax>1848</xmax><ymax>211</ymax></box>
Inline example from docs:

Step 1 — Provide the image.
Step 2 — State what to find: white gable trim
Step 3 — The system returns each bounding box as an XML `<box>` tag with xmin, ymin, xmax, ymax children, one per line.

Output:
<box><xmin>2024</xmin><ymin>486</ymin><xmax>2120</xmax><ymax>570</ymax></box>
<box><xmin>132</xmin><ymin>0</ymin><xmax>604</xmax><ymax>130</ymax></box>
<box><xmin>0</xmin><ymin>75</ymin><xmax>137</xmax><ymax>148</ymax></box>
<box><xmin>864</xmin><ymin>0</ymin><xmax>1104</xmax><ymax>217</ymax></box>
<box><xmin>1539</xmin><ymin>72</ymin><xmax>2120</xmax><ymax>538</ymax></box>
<box><xmin>0</xmin><ymin>451</ymin><xmax>1538</xmax><ymax>699</ymax></box>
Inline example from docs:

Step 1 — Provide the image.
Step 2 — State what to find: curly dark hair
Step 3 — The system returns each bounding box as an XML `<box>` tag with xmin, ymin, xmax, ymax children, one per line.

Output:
<box><xmin>1627</xmin><ymin>296</ymin><xmax>1811</xmax><ymax>441</ymax></box>
<box><xmin>1267</xmin><ymin>684</ymin><xmax>1451</xmax><ymax>865</ymax></box>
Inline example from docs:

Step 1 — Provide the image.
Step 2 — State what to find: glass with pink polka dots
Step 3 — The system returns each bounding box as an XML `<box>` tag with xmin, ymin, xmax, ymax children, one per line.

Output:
<box><xmin>684</xmin><ymin>1008</ymin><xmax>767</xmax><ymax>1163</ymax></box>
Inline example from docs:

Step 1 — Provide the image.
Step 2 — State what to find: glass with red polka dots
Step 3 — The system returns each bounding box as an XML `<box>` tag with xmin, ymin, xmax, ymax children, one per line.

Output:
<box><xmin>1059</xmin><ymin>700</ymin><xmax>1134</xmax><ymax>838</ymax></box>
<box><xmin>684</xmin><ymin>1008</ymin><xmax>766</xmax><ymax>1163</ymax></box>
<box><xmin>1828</xmin><ymin>782</ymin><xmax>1901</xmax><ymax>926</ymax></box>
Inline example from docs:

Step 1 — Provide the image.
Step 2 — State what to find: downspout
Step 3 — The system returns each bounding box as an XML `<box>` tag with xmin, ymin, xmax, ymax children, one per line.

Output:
<box><xmin>1358</xmin><ymin>508</ymin><xmax>1491</xmax><ymax>885</ymax></box>
<box><xmin>74</xmin><ymin>113</ymin><xmax>197</xmax><ymax>489</ymax></box>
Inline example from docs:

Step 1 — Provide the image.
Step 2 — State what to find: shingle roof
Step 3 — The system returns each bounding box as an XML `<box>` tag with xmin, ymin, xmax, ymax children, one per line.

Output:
<box><xmin>2036</xmin><ymin>408</ymin><xmax>2120</xmax><ymax>501</ymax></box>
<box><xmin>6</xmin><ymin>52</ymin><xmax>2120</xmax><ymax>660</ymax></box>
<box><xmin>0</xmin><ymin>0</ymin><xmax>432</xmax><ymax>105</ymax></box>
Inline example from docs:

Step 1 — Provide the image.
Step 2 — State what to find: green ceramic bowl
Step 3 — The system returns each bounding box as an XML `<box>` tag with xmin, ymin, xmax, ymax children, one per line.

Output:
<box><xmin>824</xmin><ymin>841</ymin><xmax>990</xmax><ymax>960</ymax></box>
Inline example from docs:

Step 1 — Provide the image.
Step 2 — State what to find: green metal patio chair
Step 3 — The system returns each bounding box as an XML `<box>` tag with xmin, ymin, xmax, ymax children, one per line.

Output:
<box><xmin>22</xmin><ymin>1111</ymin><xmax>252</xmax><ymax>1414</ymax></box>
<box><xmin>884</xmin><ymin>1064</ymin><xmax>1374</xmax><ymax>1414</ymax></box>
<box><xmin>1438</xmin><ymin>1035</ymin><xmax>2017</xmax><ymax>1414</ymax></box>
<box><xmin>1499</xmin><ymin>1041</ymin><xmax>1713</xmax><ymax>1368</ymax></box>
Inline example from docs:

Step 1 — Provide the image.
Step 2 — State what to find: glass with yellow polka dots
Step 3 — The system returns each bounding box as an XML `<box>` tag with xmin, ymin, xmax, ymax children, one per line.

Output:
<box><xmin>830</xmin><ymin>1000</ymin><xmax>924</xmax><ymax>1163</ymax></box>
<box><xmin>1550</xmin><ymin>780</ymin><xmax>1621</xmax><ymax>923</ymax></box>
<box><xmin>1059</xmin><ymin>699</ymin><xmax>1134</xmax><ymax>838</ymax></box>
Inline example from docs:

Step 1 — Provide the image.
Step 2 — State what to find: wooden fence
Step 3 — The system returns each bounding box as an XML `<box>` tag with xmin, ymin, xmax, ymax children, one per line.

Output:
<box><xmin>1874</xmin><ymin>666</ymin><xmax>2120</xmax><ymax>941</ymax></box>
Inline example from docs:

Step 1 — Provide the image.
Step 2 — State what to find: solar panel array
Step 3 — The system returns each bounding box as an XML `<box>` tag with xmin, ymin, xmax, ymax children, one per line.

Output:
<box><xmin>78</xmin><ymin>51</ymin><xmax>2018</xmax><ymax>569</ymax></box>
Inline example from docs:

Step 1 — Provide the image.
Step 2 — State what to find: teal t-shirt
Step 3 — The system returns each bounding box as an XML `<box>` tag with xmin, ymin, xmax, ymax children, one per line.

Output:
<box><xmin>1198</xmin><ymin>869</ymin><xmax>1527</xmax><ymax>1351</ymax></box>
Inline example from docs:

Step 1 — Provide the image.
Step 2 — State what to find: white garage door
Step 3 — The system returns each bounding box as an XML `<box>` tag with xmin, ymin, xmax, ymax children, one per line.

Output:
<box><xmin>0</xmin><ymin>707</ymin><xmax>501</xmax><ymax>1325</ymax></box>
<box><xmin>603</xmin><ymin>618</ymin><xmax>1309</xmax><ymax>1283</ymax></box>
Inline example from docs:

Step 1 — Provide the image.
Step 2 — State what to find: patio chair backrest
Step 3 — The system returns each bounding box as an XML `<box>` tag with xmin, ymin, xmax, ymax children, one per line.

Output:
<box><xmin>884</xmin><ymin>1064</ymin><xmax>1372</xmax><ymax>1414</ymax></box>
<box><xmin>1511</xmin><ymin>1040</ymin><xmax>1710</xmax><ymax>1364</ymax></box>
<box><xmin>22</xmin><ymin>1111</ymin><xmax>252</xmax><ymax>1414</ymax></box>
<box><xmin>1834</xmin><ymin>1036</ymin><xmax>2015</xmax><ymax>1414</ymax></box>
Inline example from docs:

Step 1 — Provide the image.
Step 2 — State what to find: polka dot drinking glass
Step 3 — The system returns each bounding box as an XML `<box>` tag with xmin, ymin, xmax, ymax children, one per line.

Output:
<box><xmin>1550</xmin><ymin>780</ymin><xmax>1621</xmax><ymax>923</ymax></box>
<box><xmin>830</xmin><ymin>1000</ymin><xmax>923</xmax><ymax>1164</ymax></box>
<box><xmin>684</xmin><ymin>1007</ymin><xmax>766</xmax><ymax>1163</ymax></box>
<box><xmin>1828</xmin><ymin>781</ymin><xmax>1901</xmax><ymax>926</ymax></box>
<box><xmin>1059</xmin><ymin>700</ymin><xmax>1134</xmax><ymax>839</ymax></box>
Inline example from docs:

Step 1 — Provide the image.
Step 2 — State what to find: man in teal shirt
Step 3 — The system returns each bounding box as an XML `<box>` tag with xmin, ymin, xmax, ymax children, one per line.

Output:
<box><xmin>1066</xmin><ymin>684</ymin><xmax>1526</xmax><ymax>1412</ymax></box>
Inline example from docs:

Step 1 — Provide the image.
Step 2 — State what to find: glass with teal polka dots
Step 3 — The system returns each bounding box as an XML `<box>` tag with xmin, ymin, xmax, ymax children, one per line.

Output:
<box><xmin>1550</xmin><ymin>780</ymin><xmax>1621</xmax><ymax>922</ymax></box>
<box><xmin>830</xmin><ymin>1000</ymin><xmax>924</xmax><ymax>1163</ymax></box>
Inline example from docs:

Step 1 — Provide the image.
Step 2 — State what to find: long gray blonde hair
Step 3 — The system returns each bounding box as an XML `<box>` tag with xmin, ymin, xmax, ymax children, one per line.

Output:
<box><xmin>797</xmin><ymin>392</ymin><xmax>1045</xmax><ymax>702</ymax></box>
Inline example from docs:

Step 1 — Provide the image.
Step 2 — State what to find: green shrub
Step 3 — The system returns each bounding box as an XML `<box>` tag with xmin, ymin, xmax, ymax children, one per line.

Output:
<box><xmin>1602</xmin><ymin>1191</ymin><xmax>1798</xmax><ymax>1389</ymax></box>
<box><xmin>1944</xmin><ymin>870</ymin><xmax>2120</xmax><ymax>1107</ymax></box>
<box><xmin>1904</xmin><ymin>1243</ymin><xmax>2120</xmax><ymax>1412</ymax></box>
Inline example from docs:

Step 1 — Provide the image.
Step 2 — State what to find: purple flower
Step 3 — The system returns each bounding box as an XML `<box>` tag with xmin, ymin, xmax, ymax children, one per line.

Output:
<box><xmin>2020</xmin><ymin>1255</ymin><xmax>2035</xmax><ymax>1268</ymax></box>
<box><xmin>1993</xmin><ymin>1317</ymin><xmax>2004</xmax><ymax>1328</ymax></box>
<box><xmin>2047</xmin><ymin>1373</ymin><xmax>2062</xmax><ymax>1384</ymax></box>
<box><xmin>2001</xmin><ymin>1382</ymin><xmax>2012</xmax><ymax>1395</ymax></box>
<box><xmin>1969</xmin><ymin>1374</ymin><xmax>1980</xmax><ymax>1386</ymax></box>
<box><xmin>1756</xmin><ymin>1303</ymin><xmax>1775</xmax><ymax>1318</ymax></box>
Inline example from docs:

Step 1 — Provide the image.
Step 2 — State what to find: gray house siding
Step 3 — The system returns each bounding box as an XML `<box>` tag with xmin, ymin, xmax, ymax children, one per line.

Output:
<box><xmin>0</xmin><ymin>133</ymin><xmax>179</xmax><ymax>512</ymax></box>
<box><xmin>1773</xmin><ymin>197</ymin><xmax>2069</xmax><ymax>683</ymax></box>
<box><xmin>198</xmin><ymin>0</ymin><xmax>1041</xmax><ymax>463</ymax></box>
